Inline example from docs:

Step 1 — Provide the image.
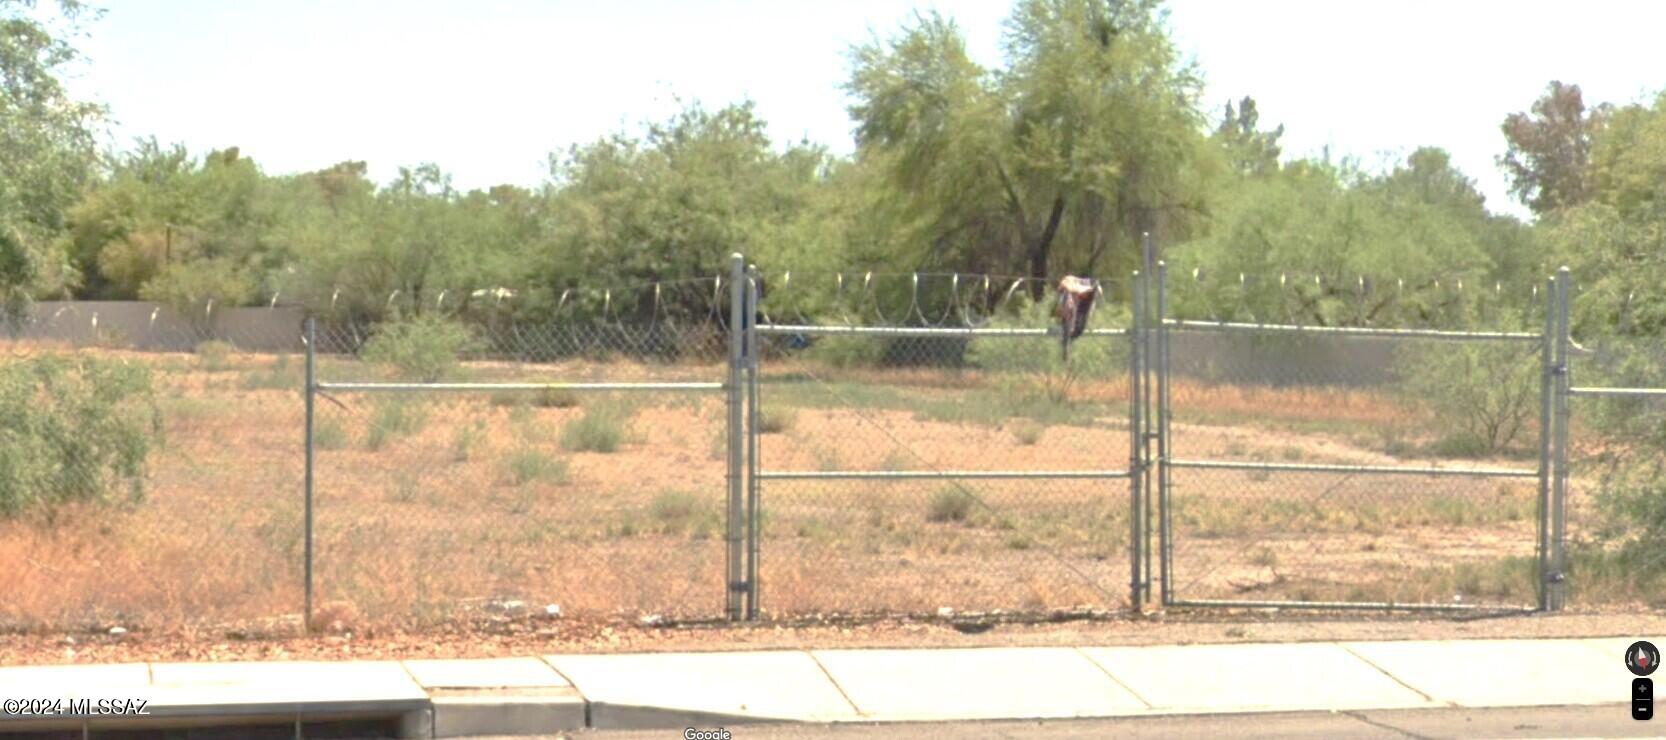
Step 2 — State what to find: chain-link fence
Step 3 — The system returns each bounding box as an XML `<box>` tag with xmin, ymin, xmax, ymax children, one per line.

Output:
<box><xmin>3</xmin><ymin>258</ymin><xmax>1648</xmax><ymax>632</ymax></box>
<box><xmin>1159</xmin><ymin>325</ymin><xmax>1548</xmax><ymax>610</ymax></box>
<box><xmin>0</xmin><ymin>306</ymin><xmax>307</xmax><ymax>632</ymax></box>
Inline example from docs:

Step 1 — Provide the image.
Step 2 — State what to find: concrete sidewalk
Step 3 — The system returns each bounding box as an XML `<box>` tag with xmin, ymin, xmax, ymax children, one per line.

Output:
<box><xmin>0</xmin><ymin>637</ymin><xmax>1640</xmax><ymax>737</ymax></box>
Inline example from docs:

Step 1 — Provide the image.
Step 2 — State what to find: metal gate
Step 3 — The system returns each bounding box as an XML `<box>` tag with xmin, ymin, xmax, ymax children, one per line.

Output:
<box><xmin>1140</xmin><ymin>262</ymin><xmax>1571</xmax><ymax>613</ymax></box>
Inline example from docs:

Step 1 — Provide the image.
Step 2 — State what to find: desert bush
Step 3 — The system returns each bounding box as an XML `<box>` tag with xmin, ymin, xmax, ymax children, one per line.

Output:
<box><xmin>361</xmin><ymin>315</ymin><xmax>477</xmax><ymax>382</ymax></box>
<box><xmin>648</xmin><ymin>490</ymin><xmax>718</xmax><ymax>536</ymax></box>
<box><xmin>804</xmin><ymin>335</ymin><xmax>885</xmax><ymax>368</ymax></box>
<box><xmin>1010</xmin><ymin>419</ymin><xmax>1044</xmax><ymax>445</ymax></box>
<box><xmin>1396</xmin><ymin>342</ymin><xmax>1538</xmax><ymax>454</ymax></box>
<box><xmin>560</xmin><ymin>407</ymin><xmax>626</xmax><ymax>453</ymax></box>
<box><xmin>0</xmin><ymin>355</ymin><xmax>163</xmax><ymax>517</ymax></box>
<box><xmin>364</xmin><ymin>399</ymin><xmax>427</xmax><ymax>450</ymax></box>
<box><xmin>758</xmin><ymin>405</ymin><xmax>796</xmax><ymax>433</ymax></box>
<box><xmin>926</xmin><ymin>487</ymin><xmax>973</xmax><ymax>523</ymax></box>
<box><xmin>501</xmin><ymin>447</ymin><xmax>568</xmax><ymax>486</ymax></box>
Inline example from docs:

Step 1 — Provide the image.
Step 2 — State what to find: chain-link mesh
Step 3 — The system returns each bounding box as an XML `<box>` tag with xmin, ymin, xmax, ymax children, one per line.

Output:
<box><xmin>1562</xmin><ymin>335</ymin><xmax>1666</xmax><ymax>606</ymax></box>
<box><xmin>309</xmin><ymin>317</ymin><xmax>730</xmax><ymax>627</ymax></box>
<box><xmin>0</xmin><ymin>306</ymin><xmax>307</xmax><ymax>632</ymax></box>
<box><xmin>1161</xmin><ymin>326</ymin><xmax>1547</xmax><ymax>609</ymax></box>
<box><xmin>754</xmin><ymin>322</ymin><xmax>1135</xmax><ymax>617</ymax></box>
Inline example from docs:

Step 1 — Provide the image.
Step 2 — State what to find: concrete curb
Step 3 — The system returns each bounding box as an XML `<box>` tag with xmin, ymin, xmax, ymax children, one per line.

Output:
<box><xmin>0</xmin><ymin>637</ymin><xmax>1641</xmax><ymax>737</ymax></box>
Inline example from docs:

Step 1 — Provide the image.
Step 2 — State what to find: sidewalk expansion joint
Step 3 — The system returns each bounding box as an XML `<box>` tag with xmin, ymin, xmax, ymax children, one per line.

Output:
<box><xmin>1073</xmin><ymin>647</ymin><xmax>1154</xmax><ymax>710</ymax></box>
<box><xmin>805</xmin><ymin>651</ymin><xmax>865</xmax><ymax>718</ymax></box>
<box><xmin>1339</xmin><ymin>644</ymin><xmax>1445</xmax><ymax>707</ymax></box>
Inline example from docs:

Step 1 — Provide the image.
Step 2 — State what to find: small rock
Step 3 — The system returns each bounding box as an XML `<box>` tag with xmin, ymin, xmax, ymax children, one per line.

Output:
<box><xmin>108</xmin><ymin>626</ymin><xmax>128</xmax><ymax>637</ymax></box>
<box><xmin>639</xmin><ymin>614</ymin><xmax>664</xmax><ymax>626</ymax></box>
<box><xmin>543</xmin><ymin>604</ymin><xmax>562</xmax><ymax>619</ymax></box>
<box><xmin>936</xmin><ymin>606</ymin><xmax>955</xmax><ymax>619</ymax></box>
<box><xmin>61</xmin><ymin>636</ymin><xmax>76</xmax><ymax>646</ymax></box>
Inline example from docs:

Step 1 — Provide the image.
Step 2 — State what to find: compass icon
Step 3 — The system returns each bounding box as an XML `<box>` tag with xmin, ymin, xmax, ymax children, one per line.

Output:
<box><xmin>1628</xmin><ymin>641</ymin><xmax>1659</xmax><ymax>677</ymax></box>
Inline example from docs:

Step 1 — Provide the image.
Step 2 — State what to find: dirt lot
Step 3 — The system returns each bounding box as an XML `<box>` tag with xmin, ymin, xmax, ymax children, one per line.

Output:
<box><xmin>0</xmin><ymin>338</ymin><xmax>1626</xmax><ymax>640</ymax></box>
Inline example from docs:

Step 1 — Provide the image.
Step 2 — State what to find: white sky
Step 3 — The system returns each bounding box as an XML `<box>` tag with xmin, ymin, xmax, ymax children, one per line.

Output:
<box><xmin>64</xmin><ymin>0</ymin><xmax>1666</xmax><ymax>219</ymax></box>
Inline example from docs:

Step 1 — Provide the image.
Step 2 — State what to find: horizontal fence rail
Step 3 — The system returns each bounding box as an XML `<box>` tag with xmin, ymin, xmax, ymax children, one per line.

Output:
<box><xmin>314</xmin><ymin>381</ymin><xmax>726</xmax><ymax>393</ymax></box>
<box><xmin>1568</xmin><ymin>386</ymin><xmax>1666</xmax><ymax>397</ymax></box>
<box><xmin>755</xmin><ymin>323</ymin><xmax>1131</xmax><ymax>338</ymax></box>
<box><xmin>1167</xmin><ymin>459</ymin><xmax>1540</xmax><ymax>479</ymax></box>
<box><xmin>757</xmin><ymin>469</ymin><xmax>1134</xmax><ymax>481</ymax></box>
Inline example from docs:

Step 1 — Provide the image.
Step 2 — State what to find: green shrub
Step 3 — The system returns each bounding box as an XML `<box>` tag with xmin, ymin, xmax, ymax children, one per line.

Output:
<box><xmin>646</xmin><ymin>490</ymin><xmax>707</xmax><ymax>534</ymax></box>
<box><xmin>364</xmin><ymin>399</ymin><xmax>427</xmax><ymax>450</ymax></box>
<box><xmin>361</xmin><ymin>315</ymin><xmax>477</xmax><ymax>382</ymax></box>
<box><xmin>560</xmin><ymin>408</ymin><xmax>626</xmax><ymax>453</ymax></box>
<box><xmin>759</xmin><ymin>405</ymin><xmax>796</xmax><ymax>434</ymax></box>
<box><xmin>1396</xmin><ymin>342</ymin><xmax>1538</xmax><ymax>454</ymax></box>
<box><xmin>241</xmin><ymin>355</ymin><xmax>299</xmax><ymax>390</ymax></box>
<box><xmin>926</xmin><ymin>487</ymin><xmax>974</xmax><ymax>523</ymax></box>
<box><xmin>195</xmin><ymin>340</ymin><xmax>234</xmax><ymax>372</ymax></box>
<box><xmin>805</xmin><ymin>335</ymin><xmax>885</xmax><ymax>368</ymax></box>
<box><xmin>1426</xmin><ymin>432</ymin><xmax>1491</xmax><ymax>459</ymax></box>
<box><xmin>1011</xmin><ymin>420</ymin><xmax>1044</xmax><ymax>446</ymax></box>
<box><xmin>501</xmin><ymin>447</ymin><xmax>568</xmax><ymax>486</ymax></box>
<box><xmin>0</xmin><ymin>356</ymin><xmax>163</xmax><ymax>517</ymax></box>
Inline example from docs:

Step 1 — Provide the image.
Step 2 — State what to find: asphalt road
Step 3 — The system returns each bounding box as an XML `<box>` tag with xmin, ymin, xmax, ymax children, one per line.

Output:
<box><xmin>553</xmin><ymin>705</ymin><xmax>1660</xmax><ymax>740</ymax></box>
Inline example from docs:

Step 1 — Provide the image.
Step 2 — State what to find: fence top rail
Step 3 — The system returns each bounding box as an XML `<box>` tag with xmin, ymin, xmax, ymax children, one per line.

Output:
<box><xmin>1165</xmin><ymin>319</ymin><xmax>1541</xmax><ymax>342</ymax></box>
<box><xmin>1169</xmin><ymin>458</ymin><xmax>1539</xmax><ymax>479</ymax></box>
<box><xmin>754</xmin><ymin>323</ymin><xmax>1131</xmax><ymax>338</ymax></box>
<box><xmin>757</xmin><ymin>469</ymin><xmax>1134</xmax><ymax>481</ymax></box>
<box><xmin>1569</xmin><ymin>386</ymin><xmax>1666</xmax><ymax>398</ymax></box>
<box><xmin>314</xmin><ymin>381</ymin><xmax>724</xmax><ymax>393</ymax></box>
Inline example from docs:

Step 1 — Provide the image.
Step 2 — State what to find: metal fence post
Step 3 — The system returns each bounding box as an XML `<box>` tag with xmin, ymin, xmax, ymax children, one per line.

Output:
<box><xmin>1140</xmin><ymin>234</ymin><xmax>1155</xmax><ymax>605</ymax></box>
<box><xmin>1156</xmin><ymin>260</ymin><xmax>1172</xmax><ymax>607</ymax></box>
<box><xmin>1129</xmin><ymin>269</ymin><xmax>1144</xmax><ymax>611</ymax></box>
<box><xmin>303</xmin><ymin>316</ymin><xmax>316</xmax><ymax>633</ymax></box>
<box><xmin>1549</xmin><ymin>267</ymin><xmax>1572</xmax><ymax>611</ymax></box>
<box><xmin>726</xmin><ymin>254</ymin><xmax>746</xmax><ymax>620</ymax></box>
<box><xmin>1536</xmin><ymin>276</ymin><xmax>1555</xmax><ymax>611</ymax></box>
<box><xmin>745</xmin><ymin>264</ymin><xmax>761</xmax><ymax>620</ymax></box>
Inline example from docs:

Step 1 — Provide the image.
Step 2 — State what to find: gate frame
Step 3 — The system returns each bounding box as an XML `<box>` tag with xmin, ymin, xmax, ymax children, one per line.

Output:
<box><xmin>1143</xmin><ymin>257</ymin><xmax>1564</xmax><ymax>614</ymax></box>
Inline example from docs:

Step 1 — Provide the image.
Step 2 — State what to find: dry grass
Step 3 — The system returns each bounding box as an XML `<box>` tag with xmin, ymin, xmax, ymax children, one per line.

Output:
<box><xmin>0</xmin><ymin>344</ymin><xmax>1581</xmax><ymax>631</ymax></box>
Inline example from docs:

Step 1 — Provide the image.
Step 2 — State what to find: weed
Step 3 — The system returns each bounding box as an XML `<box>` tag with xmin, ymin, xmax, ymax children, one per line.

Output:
<box><xmin>759</xmin><ymin>405</ymin><xmax>796</xmax><ymax>434</ymax></box>
<box><xmin>927</xmin><ymin>487</ymin><xmax>974</xmax><ymax>523</ymax></box>
<box><xmin>500</xmin><ymin>447</ymin><xmax>568</xmax><ymax>486</ymax></box>
<box><xmin>451</xmin><ymin>420</ymin><xmax>486</xmax><ymax>462</ymax></box>
<box><xmin>1011</xmin><ymin>420</ymin><xmax>1045</xmax><ymax>446</ymax></box>
<box><xmin>364</xmin><ymin>399</ymin><xmax>427</xmax><ymax>450</ymax></box>
<box><xmin>1281</xmin><ymin>445</ymin><xmax>1304</xmax><ymax>461</ymax></box>
<box><xmin>560</xmin><ymin>408</ymin><xmax>626</xmax><ymax>453</ymax></box>
<box><xmin>649</xmin><ymin>491</ymin><xmax>717</xmax><ymax>536</ymax></box>
<box><xmin>195</xmin><ymin>340</ymin><xmax>234</xmax><ymax>372</ymax></box>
